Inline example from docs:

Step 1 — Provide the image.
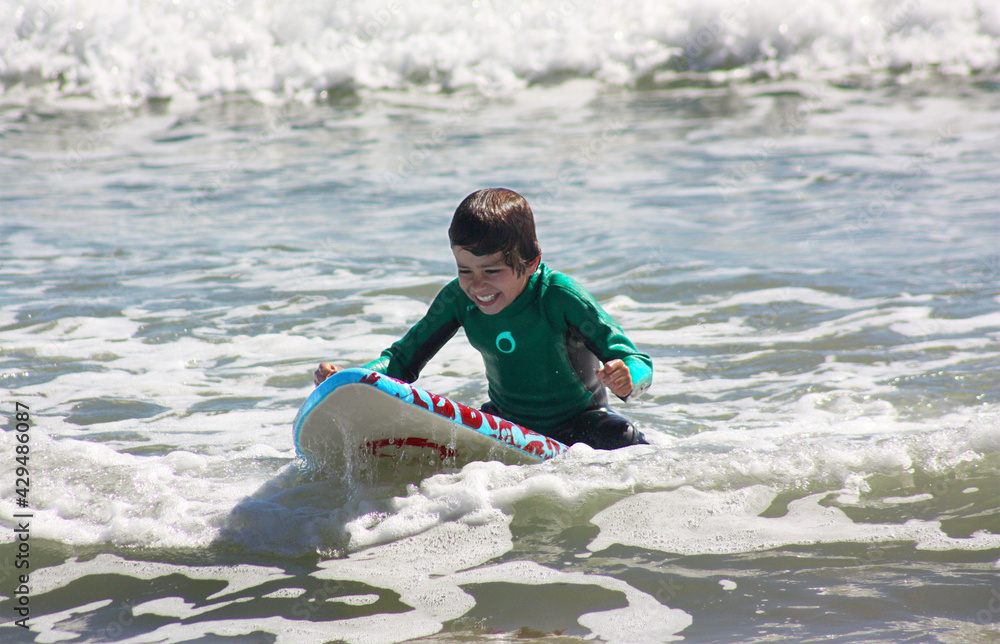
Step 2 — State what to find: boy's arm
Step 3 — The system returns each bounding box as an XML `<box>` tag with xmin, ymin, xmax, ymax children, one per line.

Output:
<box><xmin>362</xmin><ymin>282</ymin><xmax>464</xmax><ymax>383</ymax></box>
<box><xmin>548</xmin><ymin>275</ymin><xmax>653</xmax><ymax>402</ymax></box>
<box><xmin>598</xmin><ymin>356</ymin><xmax>652</xmax><ymax>401</ymax></box>
<box><xmin>618</xmin><ymin>355</ymin><xmax>653</xmax><ymax>400</ymax></box>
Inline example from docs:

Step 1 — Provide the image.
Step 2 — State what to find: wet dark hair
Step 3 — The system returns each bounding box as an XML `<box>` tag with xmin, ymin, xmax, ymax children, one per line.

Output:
<box><xmin>448</xmin><ymin>188</ymin><xmax>541</xmax><ymax>275</ymax></box>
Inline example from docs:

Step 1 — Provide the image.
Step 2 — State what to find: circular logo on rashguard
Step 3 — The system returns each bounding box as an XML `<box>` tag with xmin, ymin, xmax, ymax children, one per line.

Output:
<box><xmin>495</xmin><ymin>331</ymin><xmax>516</xmax><ymax>354</ymax></box>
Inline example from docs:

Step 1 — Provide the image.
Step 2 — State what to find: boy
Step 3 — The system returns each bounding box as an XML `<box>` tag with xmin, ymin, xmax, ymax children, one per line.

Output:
<box><xmin>315</xmin><ymin>188</ymin><xmax>651</xmax><ymax>449</ymax></box>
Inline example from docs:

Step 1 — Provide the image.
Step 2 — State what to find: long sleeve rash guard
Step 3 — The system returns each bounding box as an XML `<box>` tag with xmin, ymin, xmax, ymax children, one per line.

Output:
<box><xmin>363</xmin><ymin>263</ymin><xmax>653</xmax><ymax>432</ymax></box>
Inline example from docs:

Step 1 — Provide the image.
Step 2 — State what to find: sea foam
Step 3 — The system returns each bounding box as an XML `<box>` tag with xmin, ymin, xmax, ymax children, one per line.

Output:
<box><xmin>2</xmin><ymin>0</ymin><xmax>998</xmax><ymax>109</ymax></box>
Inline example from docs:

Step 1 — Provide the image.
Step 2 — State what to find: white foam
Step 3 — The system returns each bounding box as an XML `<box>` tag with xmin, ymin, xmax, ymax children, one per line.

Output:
<box><xmin>716</xmin><ymin>287</ymin><xmax>882</xmax><ymax>310</ymax></box>
<box><xmin>587</xmin><ymin>485</ymin><xmax>1000</xmax><ymax>555</ymax></box>
<box><xmin>25</xmin><ymin>555</ymin><xmax>355</xmax><ymax>644</ymax></box>
<box><xmin>3</xmin><ymin>0</ymin><xmax>997</xmax><ymax>109</ymax></box>
<box><xmin>883</xmin><ymin>493</ymin><xmax>935</xmax><ymax>505</ymax></box>
<box><xmin>361</xmin><ymin>296</ymin><xmax>433</xmax><ymax>324</ymax></box>
<box><xmin>452</xmin><ymin>561</ymin><xmax>692</xmax><ymax>643</ymax></box>
<box><xmin>891</xmin><ymin>310</ymin><xmax>1000</xmax><ymax>338</ymax></box>
<box><xmin>0</xmin><ymin>428</ymin><xmax>279</xmax><ymax>549</ymax></box>
<box><xmin>30</xmin><ymin>553</ymin><xmax>286</xmax><ymax>597</ymax></box>
<box><xmin>314</xmin><ymin>516</ymin><xmax>691</xmax><ymax>643</ymax></box>
<box><xmin>329</xmin><ymin>594</ymin><xmax>380</xmax><ymax>606</ymax></box>
<box><xmin>311</xmin><ymin>519</ymin><xmax>514</xmax><ymax>642</ymax></box>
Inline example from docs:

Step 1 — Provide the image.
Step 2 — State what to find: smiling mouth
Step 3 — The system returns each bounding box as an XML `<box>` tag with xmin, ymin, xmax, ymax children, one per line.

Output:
<box><xmin>475</xmin><ymin>293</ymin><xmax>499</xmax><ymax>304</ymax></box>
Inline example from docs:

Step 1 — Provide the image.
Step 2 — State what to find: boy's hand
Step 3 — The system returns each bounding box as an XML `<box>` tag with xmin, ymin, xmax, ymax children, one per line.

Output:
<box><xmin>314</xmin><ymin>362</ymin><xmax>341</xmax><ymax>386</ymax></box>
<box><xmin>597</xmin><ymin>359</ymin><xmax>633</xmax><ymax>399</ymax></box>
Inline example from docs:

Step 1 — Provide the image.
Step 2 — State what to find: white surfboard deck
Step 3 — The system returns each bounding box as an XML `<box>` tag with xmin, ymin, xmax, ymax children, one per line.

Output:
<box><xmin>293</xmin><ymin>368</ymin><xmax>568</xmax><ymax>481</ymax></box>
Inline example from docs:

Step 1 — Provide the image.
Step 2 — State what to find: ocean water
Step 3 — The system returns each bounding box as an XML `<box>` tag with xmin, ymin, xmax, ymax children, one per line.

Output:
<box><xmin>1</xmin><ymin>0</ymin><xmax>999</xmax><ymax>642</ymax></box>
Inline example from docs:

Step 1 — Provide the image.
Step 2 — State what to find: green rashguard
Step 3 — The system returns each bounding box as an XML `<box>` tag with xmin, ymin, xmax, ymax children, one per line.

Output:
<box><xmin>363</xmin><ymin>263</ymin><xmax>653</xmax><ymax>432</ymax></box>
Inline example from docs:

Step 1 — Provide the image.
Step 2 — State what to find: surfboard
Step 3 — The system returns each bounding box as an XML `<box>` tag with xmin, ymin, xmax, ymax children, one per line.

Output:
<box><xmin>293</xmin><ymin>368</ymin><xmax>568</xmax><ymax>481</ymax></box>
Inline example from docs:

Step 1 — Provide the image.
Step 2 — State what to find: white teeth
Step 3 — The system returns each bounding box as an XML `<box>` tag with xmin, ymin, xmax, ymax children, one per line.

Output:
<box><xmin>476</xmin><ymin>293</ymin><xmax>498</xmax><ymax>303</ymax></box>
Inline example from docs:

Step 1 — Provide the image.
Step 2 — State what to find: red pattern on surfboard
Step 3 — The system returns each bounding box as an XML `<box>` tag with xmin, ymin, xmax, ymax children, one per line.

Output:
<box><xmin>361</xmin><ymin>371</ymin><xmax>568</xmax><ymax>459</ymax></box>
<box><xmin>366</xmin><ymin>437</ymin><xmax>457</xmax><ymax>460</ymax></box>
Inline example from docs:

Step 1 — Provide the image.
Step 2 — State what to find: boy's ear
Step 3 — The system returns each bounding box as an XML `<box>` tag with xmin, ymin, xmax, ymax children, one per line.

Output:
<box><xmin>528</xmin><ymin>254</ymin><xmax>541</xmax><ymax>273</ymax></box>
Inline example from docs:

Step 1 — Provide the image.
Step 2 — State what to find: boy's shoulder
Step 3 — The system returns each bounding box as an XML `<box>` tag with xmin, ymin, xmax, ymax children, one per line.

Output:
<box><xmin>538</xmin><ymin>263</ymin><xmax>588</xmax><ymax>290</ymax></box>
<box><xmin>537</xmin><ymin>264</ymin><xmax>598</xmax><ymax>305</ymax></box>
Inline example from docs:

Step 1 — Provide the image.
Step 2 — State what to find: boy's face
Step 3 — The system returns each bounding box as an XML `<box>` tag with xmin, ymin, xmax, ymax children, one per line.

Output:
<box><xmin>452</xmin><ymin>247</ymin><xmax>538</xmax><ymax>315</ymax></box>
